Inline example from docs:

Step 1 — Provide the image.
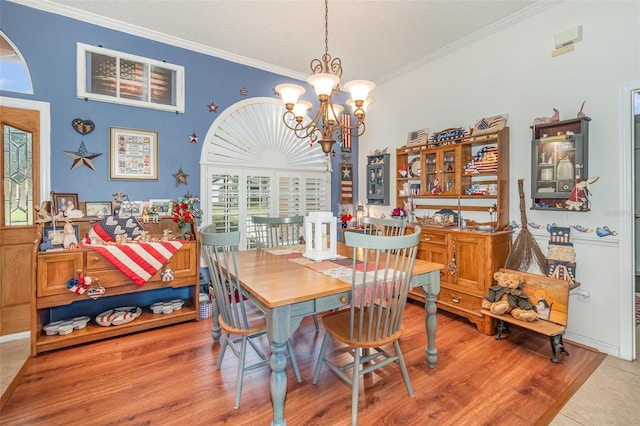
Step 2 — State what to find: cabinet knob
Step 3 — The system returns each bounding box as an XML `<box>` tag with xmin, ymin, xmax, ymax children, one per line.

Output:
<box><xmin>450</xmin><ymin>294</ymin><xmax>462</xmax><ymax>303</ymax></box>
<box><xmin>423</xmin><ymin>235</ymin><xmax>432</xmax><ymax>241</ymax></box>
<box><xmin>92</xmin><ymin>256</ymin><xmax>100</xmax><ymax>262</ymax></box>
<box><xmin>340</xmin><ymin>296</ymin><xmax>347</xmax><ymax>304</ymax></box>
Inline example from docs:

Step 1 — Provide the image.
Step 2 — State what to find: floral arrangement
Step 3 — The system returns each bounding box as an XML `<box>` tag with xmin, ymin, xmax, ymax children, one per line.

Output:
<box><xmin>391</xmin><ymin>207</ymin><xmax>407</xmax><ymax>218</ymax></box>
<box><xmin>172</xmin><ymin>192</ymin><xmax>202</xmax><ymax>228</ymax></box>
<box><xmin>339</xmin><ymin>207</ymin><xmax>353</xmax><ymax>223</ymax></box>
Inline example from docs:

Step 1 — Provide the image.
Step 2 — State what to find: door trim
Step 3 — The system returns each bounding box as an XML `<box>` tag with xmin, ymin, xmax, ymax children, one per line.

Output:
<box><xmin>619</xmin><ymin>80</ymin><xmax>639</xmax><ymax>361</ymax></box>
<box><xmin>0</xmin><ymin>97</ymin><xmax>50</xmax><ymax>201</ymax></box>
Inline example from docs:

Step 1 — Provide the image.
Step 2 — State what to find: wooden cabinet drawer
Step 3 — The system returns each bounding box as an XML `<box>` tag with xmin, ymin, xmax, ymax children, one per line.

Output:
<box><xmin>419</xmin><ymin>230</ymin><xmax>447</xmax><ymax>246</ymax></box>
<box><xmin>437</xmin><ymin>286</ymin><xmax>483</xmax><ymax>313</ymax></box>
<box><xmin>37</xmin><ymin>252</ymin><xmax>84</xmax><ymax>297</ymax></box>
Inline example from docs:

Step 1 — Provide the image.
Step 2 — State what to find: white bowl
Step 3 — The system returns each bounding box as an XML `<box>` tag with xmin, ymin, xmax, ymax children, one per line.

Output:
<box><xmin>58</xmin><ymin>324</ymin><xmax>74</xmax><ymax>335</ymax></box>
<box><xmin>151</xmin><ymin>305</ymin><xmax>164</xmax><ymax>314</ymax></box>
<box><xmin>162</xmin><ymin>304</ymin><xmax>174</xmax><ymax>314</ymax></box>
<box><xmin>171</xmin><ymin>299</ymin><xmax>185</xmax><ymax>310</ymax></box>
<box><xmin>43</xmin><ymin>321</ymin><xmax>63</xmax><ymax>335</ymax></box>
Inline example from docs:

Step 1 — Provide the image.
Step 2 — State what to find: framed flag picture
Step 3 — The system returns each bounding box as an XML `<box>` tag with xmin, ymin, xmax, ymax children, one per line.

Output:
<box><xmin>340</xmin><ymin>163</ymin><xmax>353</xmax><ymax>203</ymax></box>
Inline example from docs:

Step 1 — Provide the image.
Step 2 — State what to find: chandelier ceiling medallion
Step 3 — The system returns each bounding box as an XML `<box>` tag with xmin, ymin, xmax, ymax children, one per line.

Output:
<box><xmin>275</xmin><ymin>0</ymin><xmax>375</xmax><ymax>157</ymax></box>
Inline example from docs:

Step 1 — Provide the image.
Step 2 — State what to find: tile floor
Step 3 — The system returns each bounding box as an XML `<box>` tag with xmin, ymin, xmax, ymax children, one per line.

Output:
<box><xmin>551</xmin><ymin>325</ymin><xmax>640</xmax><ymax>425</ymax></box>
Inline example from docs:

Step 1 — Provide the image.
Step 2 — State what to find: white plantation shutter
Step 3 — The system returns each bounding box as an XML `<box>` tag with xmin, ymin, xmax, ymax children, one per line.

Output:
<box><xmin>201</xmin><ymin>98</ymin><xmax>331</xmax><ymax>250</ymax></box>
<box><xmin>209</xmin><ymin>174</ymin><xmax>240</xmax><ymax>233</ymax></box>
<box><xmin>277</xmin><ymin>175</ymin><xmax>301</xmax><ymax>216</ymax></box>
<box><xmin>305</xmin><ymin>177</ymin><xmax>328</xmax><ymax>212</ymax></box>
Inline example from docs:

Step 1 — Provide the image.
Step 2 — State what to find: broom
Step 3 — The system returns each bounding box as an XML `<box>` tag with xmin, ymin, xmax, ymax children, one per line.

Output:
<box><xmin>504</xmin><ymin>179</ymin><xmax>547</xmax><ymax>273</ymax></box>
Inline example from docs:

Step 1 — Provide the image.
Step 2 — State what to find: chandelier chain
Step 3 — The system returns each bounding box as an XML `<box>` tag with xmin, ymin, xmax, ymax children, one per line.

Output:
<box><xmin>324</xmin><ymin>0</ymin><xmax>329</xmax><ymax>57</ymax></box>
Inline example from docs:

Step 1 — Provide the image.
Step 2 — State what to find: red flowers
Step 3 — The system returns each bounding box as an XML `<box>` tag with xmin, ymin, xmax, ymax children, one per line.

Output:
<box><xmin>172</xmin><ymin>192</ymin><xmax>201</xmax><ymax>228</ymax></box>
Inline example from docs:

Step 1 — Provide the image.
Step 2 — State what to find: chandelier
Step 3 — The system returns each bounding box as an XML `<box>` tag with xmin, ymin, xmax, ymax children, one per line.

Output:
<box><xmin>275</xmin><ymin>0</ymin><xmax>375</xmax><ymax>156</ymax></box>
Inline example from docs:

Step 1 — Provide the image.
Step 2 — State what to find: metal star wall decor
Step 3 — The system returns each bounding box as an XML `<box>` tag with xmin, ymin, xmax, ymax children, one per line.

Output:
<box><xmin>172</xmin><ymin>166</ymin><xmax>189</xmax><ymax>186</ymax></box>
<box><xmin>207</xmin><ymin>101</ymin><xmax>218</xmax><ymax>113</ymax></box>
<box><xmin>64</xmin><ymin>141</ymin><xmax>102</xmax><ymax>171</ymax></box>
<box><xmin>189</xmin><ymin>132</ymin><xmax>199</xmax><ymax>143</ymax></box>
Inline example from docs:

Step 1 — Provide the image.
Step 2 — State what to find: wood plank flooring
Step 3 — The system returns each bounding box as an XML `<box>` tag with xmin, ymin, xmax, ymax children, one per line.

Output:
<box><xmin>0</xmin><ymin>302</ymin><xmax>605</xmax><ymax>425</ymax></box>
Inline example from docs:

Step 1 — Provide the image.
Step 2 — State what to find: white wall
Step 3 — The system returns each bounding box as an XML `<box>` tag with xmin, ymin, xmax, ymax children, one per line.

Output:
<box><xmin>361</xmin><ymin>1</ymin><xmax>640</xmax><ymax>358</ymax></box>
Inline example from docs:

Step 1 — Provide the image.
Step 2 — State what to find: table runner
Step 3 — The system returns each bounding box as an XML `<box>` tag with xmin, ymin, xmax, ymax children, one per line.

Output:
<box><xmin>262</xmin><ymin>245</ymin><xmax>400</xmax><ymax>304</ymax></box>
<box><xmin>80</xmin><ymin>241</ymin><xmax>184</xmax><ymax>286</ymax></box>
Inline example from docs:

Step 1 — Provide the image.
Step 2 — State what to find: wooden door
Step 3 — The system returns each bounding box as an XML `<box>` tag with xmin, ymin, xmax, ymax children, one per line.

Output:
<box><xmin>0</xmin><ymin>106</ymin><xmax>40</xmax><ymax>336</ymax></box>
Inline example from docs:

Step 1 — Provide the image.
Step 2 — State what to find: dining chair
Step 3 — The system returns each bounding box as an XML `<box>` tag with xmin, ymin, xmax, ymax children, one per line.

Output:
<box><xmin>252</xmin><ymin>215</ymin><xmax>304</xmax><ymax>248</ymax></box>
<box><xmin>361</xmin><ymin>216</ymin><xmax>407</xmax><ymax>237</ymax></box>
<box><xmin>312</xmin><ymin>227</ymin><xmax>421</xmax><ymax>426</ymax></box>
<box><xmin>199</xmin><ymin>226</ymin><xmax>301</xmax><ymax>409</ymax></box>
<box><xmin>251</xmin><ymin>215</ymin><xmax>319</xmax><ymax>332</ymax></box>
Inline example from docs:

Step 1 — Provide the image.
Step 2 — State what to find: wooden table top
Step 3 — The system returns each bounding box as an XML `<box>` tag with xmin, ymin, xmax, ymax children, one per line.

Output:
<box><xmin>233</xmin><ymin>242</ymin><xmax>443</xmax><ymax>309</ymax></box>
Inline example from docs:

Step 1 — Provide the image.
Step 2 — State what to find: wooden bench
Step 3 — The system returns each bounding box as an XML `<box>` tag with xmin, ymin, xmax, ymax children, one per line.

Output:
<box><xmin>481</xmin><ymin>268</ymin><xmax>577</xmax><ymax>363</ymax></box>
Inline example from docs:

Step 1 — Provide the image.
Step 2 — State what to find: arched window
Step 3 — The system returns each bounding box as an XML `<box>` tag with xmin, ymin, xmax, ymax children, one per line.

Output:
<box><xmin>200</xmin><ymin>97</ymin><xmax>330</xmax><ymax>249</ymax></box>
<box><xmin>0</xmin><ymin>31</ymin><xmax>33</xmax><ymax>94</ymax></box>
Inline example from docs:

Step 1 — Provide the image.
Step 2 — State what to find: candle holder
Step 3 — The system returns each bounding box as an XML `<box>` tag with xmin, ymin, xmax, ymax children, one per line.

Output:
<box><xmin>304</xmin><ymin>211</ymin><xmax>337</xmax><ymax>261</ymax></box>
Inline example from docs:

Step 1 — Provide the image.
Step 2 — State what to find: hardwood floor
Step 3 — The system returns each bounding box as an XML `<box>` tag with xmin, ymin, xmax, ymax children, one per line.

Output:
<box><xmin>0</xmin><ymin>302</ymin><xmax>604</xmax><ymax>425</ymax></box>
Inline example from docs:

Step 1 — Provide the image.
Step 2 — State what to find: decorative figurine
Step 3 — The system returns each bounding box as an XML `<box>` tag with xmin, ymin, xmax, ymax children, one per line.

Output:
<box><xmin>63</xmin><ymin>221</ymin><xmax>78</xmax><ymax>250</ymax></box>
<box><xmin>142</xmin><ymin>205</ymin><xmax>150</xmax><ymax>224</ymax></box>
<box><xmin>151</xmin><ymin>206</ymin><xmax>160</xmax><ymax>223</ymax></box>
<box><xmin>565</xmin><ymin>176</ymin><xmax>599</xmax><ymax>211</ymax></box>
<box><xmin>533</xmin><ymin>108</ymin><xmax>560</xmax><ymax>125</ymax></box>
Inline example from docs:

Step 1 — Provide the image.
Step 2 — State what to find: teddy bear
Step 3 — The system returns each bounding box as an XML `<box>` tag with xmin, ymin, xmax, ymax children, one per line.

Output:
<box><xmin>482</xmin><ymin>271</ymin><xmax>538</xmax><ymax>322</ymax></box>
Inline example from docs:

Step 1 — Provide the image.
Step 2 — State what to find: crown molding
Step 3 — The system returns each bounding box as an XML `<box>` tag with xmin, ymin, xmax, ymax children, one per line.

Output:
<box><xmin>9</xmin><ymin>0</ymin><xmax>307</xmax><ymax>81</ymax></box>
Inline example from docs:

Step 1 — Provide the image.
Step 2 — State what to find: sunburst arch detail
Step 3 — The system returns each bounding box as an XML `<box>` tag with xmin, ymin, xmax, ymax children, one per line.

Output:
<box><xmin>201</xmin><ymin>97</ymin><xmax>327</xmax><ymax>171</ymax></box>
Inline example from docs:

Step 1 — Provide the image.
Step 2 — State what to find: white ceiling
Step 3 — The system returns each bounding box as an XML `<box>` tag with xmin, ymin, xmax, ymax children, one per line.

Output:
<box><xmin>26</xmin><ymin>0</ymin><xmax>556</xmax><ymax>84</ymax></box>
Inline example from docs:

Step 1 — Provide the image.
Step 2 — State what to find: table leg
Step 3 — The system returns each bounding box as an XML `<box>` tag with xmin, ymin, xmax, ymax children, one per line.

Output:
<box><xmin>269</xmin><ymin>341</ymin><xmax>288</xmax><ymax>426</ymax></box>
<box><xmin>210</xmin><ymin>302</ymin><xmax>221</xmax><ymax>343</ymax></box>
<box><xmin>424</xmin><ymin>291</ymin><xmax>438</xmax><ymax>368</ymax></box>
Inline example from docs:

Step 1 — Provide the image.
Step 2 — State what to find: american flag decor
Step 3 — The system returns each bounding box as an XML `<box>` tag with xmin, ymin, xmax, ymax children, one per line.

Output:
<box><xmin>80</xmin><ymin>241</ymin><xmax>184</xmax><ymax>286</ymax></box>
<box><xmin>472</xmin><ymin>114</ymin><xmax>508</xmax><ymax>136</ymax></box>
<box><xmin>340</xmin><ymin>163</ymin><xmax>353</xmax><ymax>203</ymax></box>
<box><xmin>341</xmin><ymin>114</ymin><xmax>352</xmax><ymax>152</ymax></box>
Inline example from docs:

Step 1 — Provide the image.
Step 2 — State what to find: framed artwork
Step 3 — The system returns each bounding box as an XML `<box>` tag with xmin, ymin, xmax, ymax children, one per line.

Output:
<box><xmin>43</xmin><ymin>224</ymin><xmax>79</xmax><ymax>249</ymax></box>
<box><xmin>121</xmin><ymin>200</ymin><xmax>143</xmax><ymax>216</ymax></box>
<box><xmin>77</xmin><ymin>43</ymin><xmax>185</xmax><ymax>113</ymax></box>
<box><xmin>109</xmin><ymin>127</ymin><xmax>158</xmax><ymax>180</ymax></box>
<box><xmin>148</xmin><ymin>199</ymin><xmax>173</xmax><ymax>217</ymax></box>
<box><xmin>53</xmin><ymin>193</ymin><xmax>79</xmax><ymax>217</ymax></box>
<box><xmin>84</xmin><ymin>201</ymin><xmax>113</xmax><ymax>218</ymax></box>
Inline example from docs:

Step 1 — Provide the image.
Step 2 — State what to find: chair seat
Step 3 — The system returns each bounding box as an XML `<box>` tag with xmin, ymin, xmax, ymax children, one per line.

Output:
<box><xmin>322</xmin><ymin>307</ymin><xmax>404</xmax><ymax>349</ymax></box>
<box><xmin>218</xmin><ymin>300</ymin><xmax>266</xmax><ymax>336</ymax></box>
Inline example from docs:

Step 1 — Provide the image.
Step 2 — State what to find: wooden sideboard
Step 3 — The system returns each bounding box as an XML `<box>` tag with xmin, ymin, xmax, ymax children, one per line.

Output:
<box><xmin>407</xmin><ymin>225</ymin><xmax>512</xmax><ymax>335</ymax></box>
<box><xmin>32</xmin><ymin>217</ymin><xmax>200</xmax><ymax>355</ymax></box>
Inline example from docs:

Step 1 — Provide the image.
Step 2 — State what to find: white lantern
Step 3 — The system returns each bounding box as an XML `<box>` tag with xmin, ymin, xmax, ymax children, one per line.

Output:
<box><xmin>304</xmin><ymin>211</ymin><xmax>337</xmax><ymax>261</ymax></box>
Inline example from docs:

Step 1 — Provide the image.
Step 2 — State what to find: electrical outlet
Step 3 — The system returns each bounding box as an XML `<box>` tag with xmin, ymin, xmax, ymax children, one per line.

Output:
<box><xmin>578</xmin><ymin>289</ymin><xmax>591</xmax><ymax>302</ymax></box>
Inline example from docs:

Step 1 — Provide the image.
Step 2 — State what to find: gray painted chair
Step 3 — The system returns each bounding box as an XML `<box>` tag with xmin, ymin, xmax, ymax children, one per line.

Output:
<box><xmin>252</xmin><ymin>215</ymin><xmax>304</xmax><ymax>248</ymax></box>
<box><xmin>199</xmin><ymin>227</ymin><xmax>301</xmax><ymax>409</ymax></box>
<box><xmin>252</xmin><ymin>215</ymin><xmax>319</xmax><ymax>332</ymax></box>
<box><xmin>361</xmin><ymin>216</ymin><xmax>407</xmax><ymax>237</ymax></box>
<box><xmin>312</xmin><ymin>227</ymin><xmax>421</xmax><ymax>426</ymax></box>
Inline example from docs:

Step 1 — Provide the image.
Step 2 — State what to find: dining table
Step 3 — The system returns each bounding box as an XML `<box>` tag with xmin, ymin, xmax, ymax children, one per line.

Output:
<box><xmin>211</xmin><ymin>241</ymin><xmax>443</xmax><ymax>426</ymax></box>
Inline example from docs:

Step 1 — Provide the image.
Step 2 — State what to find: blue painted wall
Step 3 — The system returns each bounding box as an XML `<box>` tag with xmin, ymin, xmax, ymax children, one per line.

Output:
<box><xmin>0</xmin><ymin>0</ymin><xmax>357</xmax><ymax>212</ymax></box>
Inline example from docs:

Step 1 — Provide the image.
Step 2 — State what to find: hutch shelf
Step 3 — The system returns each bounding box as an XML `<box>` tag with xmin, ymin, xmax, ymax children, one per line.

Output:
<box><xmin>396</xmin><ymin>127</ymin><xmax>510</xmax><ymax>230</ymax></box>
<box><xmin>32</xmin><ymin>217</ymin><xmax>200</xmax><ymax>355</ymax></box>
<box><xmin>367</xmin><ymin>152</ymin><xmax>390</xmax><ymax>206</ymax></box>
<box><xmin>530</xmin><ymin>117</ymin><xmax>590</xmax><ymax>211</ymax></box>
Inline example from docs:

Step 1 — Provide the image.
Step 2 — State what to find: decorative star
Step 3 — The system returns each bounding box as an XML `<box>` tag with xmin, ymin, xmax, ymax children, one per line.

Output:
<box><xmin>342</xmin><ymin>166</ymin><xmax>351</xmax><ymax>179</ymax></box>
<box><xmin>189</xmin><ymin>132</ymin><xmax>199</xmax><ymax>143</ymax></box>
<box><xmin>64</xmin><ymin>141</ymin><xmax>102</xmax><ymax>171</ymax></box>
<box><xmin>173</xmin><ymin>166</ymin><xmax>189</xmax><ymax>186</ymax></box>
<box><xmin>207</xmin><ymin>101</ymin><xmax>218</xmax><ymax>113</ymax></box>
<box><xmin>239</xmin><ymin>86</ymin><xmax>248</xmax><ymax>96</ymax></box>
